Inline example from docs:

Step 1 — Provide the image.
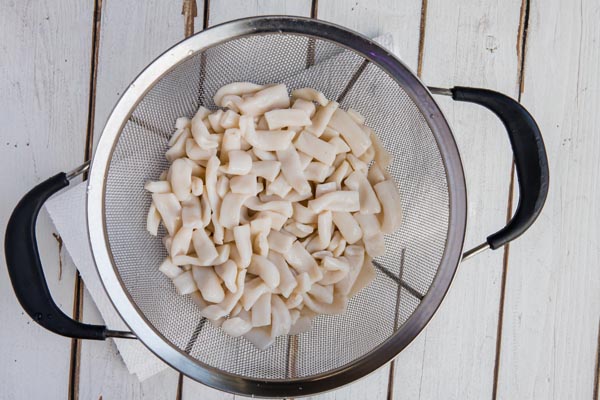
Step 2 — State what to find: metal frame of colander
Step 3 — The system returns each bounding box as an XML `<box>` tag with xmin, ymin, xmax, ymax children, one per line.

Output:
<box><xmin>5</xmin><ymin>15</ymin><xmax>549</xmax><ymax>400</ymax></box>
<box><xmin>88</xmin><ymin>16</ymin><xmax>467</xmax><ymax>397</ymax></box>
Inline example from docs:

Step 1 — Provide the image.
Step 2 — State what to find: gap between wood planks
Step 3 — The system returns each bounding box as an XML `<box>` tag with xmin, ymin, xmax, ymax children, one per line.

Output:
<box><xmin>491</xmin><ymin>0</ymin><xmax>530</xmax><ymax>399</ymax></box>
<box><xmin>68</xmin><ymin>0</ymin><xmax>103</xmax><ymax>399</ymax></box>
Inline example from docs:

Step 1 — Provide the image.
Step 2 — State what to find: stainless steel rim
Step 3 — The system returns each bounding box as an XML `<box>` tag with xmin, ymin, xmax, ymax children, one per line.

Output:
<box><xmin>87</xmin><ymin>16</ymin><xmax>467</xmax><ymax>397</ymax></box>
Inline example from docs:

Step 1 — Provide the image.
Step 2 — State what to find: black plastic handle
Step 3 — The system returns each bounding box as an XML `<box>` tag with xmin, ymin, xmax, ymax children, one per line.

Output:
<box><xmin>451</xmin><ymin>87</ymin><xmax>549</xmax><ymax>250</ymax></box>
<box><xmin>5</xmin><ymin>173</ymin><xmax>112</xmax><ymax>339</ymax></box>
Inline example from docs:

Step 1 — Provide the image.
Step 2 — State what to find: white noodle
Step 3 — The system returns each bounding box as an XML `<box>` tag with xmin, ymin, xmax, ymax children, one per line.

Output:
<box><xmin>145</xmin><ymin>82</ymin><xmax>405</xmax><ymax>349</ymax></box>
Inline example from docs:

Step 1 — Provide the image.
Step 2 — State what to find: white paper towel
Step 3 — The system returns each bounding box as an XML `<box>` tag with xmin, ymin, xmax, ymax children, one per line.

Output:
<box><xmin>44</xmin><ymin>33</ymin><xmax>393</xmax><ymax>382</ymax></box>
<box><xmin>45</xmin><ymin>182</ymin><xmax>169</xmax><ymax>381</ymax></box>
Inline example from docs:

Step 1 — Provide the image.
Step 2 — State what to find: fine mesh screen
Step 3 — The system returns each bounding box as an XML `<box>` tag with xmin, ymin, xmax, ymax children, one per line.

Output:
<box><xmin>104</xmin><ymin>33</ymin><xmax>449</xmax><ymax>380</ymax></box>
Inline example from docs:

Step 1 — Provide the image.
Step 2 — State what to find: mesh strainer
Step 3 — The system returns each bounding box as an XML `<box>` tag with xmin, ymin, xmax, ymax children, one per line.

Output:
<box><xmin>6</xmin><ymin>16</ymin><xmax>548</xmax><ymax>398</ymax></box>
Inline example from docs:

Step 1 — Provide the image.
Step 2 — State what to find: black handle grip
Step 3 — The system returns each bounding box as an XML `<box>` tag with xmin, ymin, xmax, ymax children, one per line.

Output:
<box><xmin>4</xmin><ymin>173</ymin><xmax>109</xmax><ymax>339</ymax></box>
<box><xmin>451</xmin><ymin>87</ymin><xmax>549</xmax><ymax>249</ymax></box>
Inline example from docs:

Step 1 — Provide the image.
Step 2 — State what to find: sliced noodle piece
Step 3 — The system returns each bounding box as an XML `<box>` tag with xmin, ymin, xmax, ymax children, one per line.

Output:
<box><xmin>374</xmin><ymin>179</ymin><xmax>403</xmax><ymax>234</ymax></box>
<box><xmin>244</xmin><ymin>326</ymin><xmax>274</xmax><ymax>350</ymax></box>
<box><xmin>270</xmin><ymin>295</ymin><xmax>292</xmax><ymax>337</ymax></box>
<box><xmin>222</xmin><ymin>317</ymin><xmax>252</xmax><ymax>337</ymax></box>
<box><xmin>347</xmin><ymin>108</ymin><xmax>365</xmax><ymax>125</ymax></box>
<box><xmin>335</xmin><ymin>245</ymin><xmax>365</xmax><ymax>296</ymax></box>
<box><xmin>291</xmin><ymin>98</ymin><xmax>316</xmax><ymax>117</ymax></box>
<box><xmin>344</xmin><ymin>171</ymin><xmax>381</xmax><ymax>214</ymax></box>
<box><xmin>266</xmin><ymin>174</ymin><xmax>292</xmax><ymax>198</ymax></box>
<box><xmin>191</xmin><ymin>177</ymin><xmax>203</xmax><ymax>196</ymax></box>
<box><xmin>220</xmin><ymin>150</ymin><xmax>252</xmax><ymax>175</ymax></box>
<box><xmin>220</xmin><ymin>110</ymin><xmax>240</xmax><ymax>129</ymax></box>
<box><xmin>144</xmin><ymin>180</ymin><xmax>171</xmax><ymax>193</ymax></box>
<box><xmin>166</xmin><ymin>129</ymin><xmax>191</xmax><ymax>161</ymax></box>
<box><xmin>147</xmin><ymin>202</ymin><xmax>161</xmax><ymax>236</ymax></box>
<box><xmin>159</xmin><ymin>258</ymin><xmax>182</xmax><ymax>279</ymax></box>
<box><xmin>292</xmin><ymin>202</ymin><xmax>317</xmax><ymax>224</ymax></box>
<box><xmin>332</xmin><ymin>212</ymin><xmax>362</xmax><ymax>244</ymax></box>
<box><xmin>276</xmin><ymin>145</ymin><xmax>311</xmax><ymax>195</ymax></box>
<box><xmin>349</xmin><ymin>256</ymin><xmax>376</xmax><ymax>297</ymax></box>
<box><xmin>216</xmin><ymin>175</ymin><xmax>229</xmax><ymax>199</ymax></box>
<box><xmin>315</xmin><ymin>182</ymin><xmax>337</xmax><ymax>198</ymax></box>
<box><xmin>172</xmin><ymin>271</ymin><xmax>197</xmax><ymax>295</ymax></box>
<box><xmin>238</xmin><ymin>84</ymin><xmax>290</xmax><ymax>116</ymax></box>
<box><xmin>171</xmin><ymin>227</ymin><xmax>193</xmax><ymax>258</ymax></box>
<box><xmin>284</xmin><ymin>221</ymin><xmax>314</xmax><ymax>238</ymax></box>
<box><xmin>301</xmin><ymin>292</ymin><xmax>347</xmax><ymax>315</ymax></box>
<box><xmin>251</xmin><ymin>293</ymin><xmax>272</xmax><ymax>327</ymax></box>
<box><xmin>308</xmin><ymin>283</ymin><xmax>333</xmax><ymax>304</ymax></box>
<box><xmin>306</xmin><ymin>101</ymin><xmax>338</xmax><ymax>137</ymax></box>
<box><xmin>215</xmin><ymin>260</ymin><xmax>238</xmax><ymax>292</ymax></box>
<box><xmin>304</xmin><ymin>162</ymin><xmax>334</xmax><ymax>183</ymax></box>
<box><xmin>308</xmin><ymin>191</ymin><xmax>360</xmax><ymax>213</ymax></box>
<box><xmin>284</xmin><ymin>242</ymin><xmax>322</xmax><ymax>283</ymax></box>
<box><xmin>317</xmin><ymin>211</ymin><xmax>333</xmax><ymax>249</ymax></box>
<box><xmin>291</xmin><ymin>88</ymin><xmax>328</xmax><ymax>106</ymax></box>
<box><xmin>326</xmin><ymin>160</ymin><xmax>351</xmax><ymax>190</ymax></box>
<box><xmin>251</xmin><ymin>160</ymin><xmax>281</xmax><ymax>181</ymax></box>
<box><xmin>295</xmin><ymin>131</ymin><xmax>336</xmax><ymax>165</ymax></box>
<box><xmin>241</xmin><ymin>278</ymin><xmax>269</xmax><ymax>311</ymax></box>
<box><xmin>152</xmin><ymin>193</ymin><xmax>182</xmax><ymax>236</ymax></box>
<box><xmin>191</xmin><ymin>228</ymin><xmax>219</xmax><ymax>265</ymax></box>
<box><xmin>267</xmin><ymin>230</ymin><xmax>295</xmax><ymax>253</ymax></box>
<box><xmin>229</xmin><ymin>174</ymin><xmax>257</xmax><ymax>194</ymax></box>
<box><xmin>192</xmin><ymin>266</ymin><xmax>225</xmax><ymax>303</ymax></box>
<box><xmin>186</xmin><ymin>138</ymin><xmax>217</xmax><ymax>161</ymax></box>
<box><xmin>248</xmin><ymin>255</ymin><xmax>280</xmax><ymax>290</ymax></box>
<box><xmin>245</xmin><ymin>196</ymin><xmax>293</xmax><ymax>218</ymax></box>
<box><xmin>265</xmin><ymin>109</ymin><xmax>312</xmax><ymax>130</ymax></box>
<box><xmin>328</xmin><ymin>136</ymin><xmax>351</xmax><ymax>154</ymax></box>
<box><xmin>214</xmin><ymin>82</ymin><xmax>265</xmax><ymax>106</ymax></box>
<box><xmin>328</xmin><ymin>108</ymin><xmax>371</xmax><ymax>156</ymax></box>
<box><xmin>233</xmin><ymin>224</ymin><xmax>252</xmax><ymax>268</ymax></box>
<box><xmin>267</xmin><ymin>252</ymin><xmax>297</xmax><ymax>298</ymax></box>
<box><xmin>219</xmin><ymin>193</ymin><xmax>251</xmax><ymax>228</ymax></box>
<box><xmin>367</xmin><ymin>163</ymin><xmax>387</xmax><ymax>185</ymax></box>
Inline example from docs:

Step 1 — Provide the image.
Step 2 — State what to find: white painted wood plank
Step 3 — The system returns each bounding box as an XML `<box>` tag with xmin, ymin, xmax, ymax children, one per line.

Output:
<box><xmin>92</xmin><ymin>0</ymin><xmax>198</xmax><ymax>150</ymax></box>
<box><xmin>317</xmin><ymin>0</ymin><xmax>422</xmax><ymax>70</ymax></box>
<box><xmin>78</xmin><ymin>1</ymin><xmax>205</xmax><ymax>398</ymax></box>
<box><xmin>307</xmin><ymin>365</ymin><xmax>392</xmax><ymax>400</ymax></box>
<box><xmin>392</xmin><ymin>1</ymin><xmax>521</xmax><ymax>399</ymax></box>
<box><xmin>0</xmin><ymin>1</ymin><xmax>93</xmax><ymax>398</ymax></box>
<box><xmin>305</xmin><ymin>2</ymin><xmax>422</xmax><ymax>399</ymax></box>
<box><xmin>208</xmin><ymin>0</ymin><xmax>312</xmax><ymax>26</ymax></box>
<box><xmin>496</xmin><ymin>1</ymin><xmax>600</xmax><ymax>399</ymax></box>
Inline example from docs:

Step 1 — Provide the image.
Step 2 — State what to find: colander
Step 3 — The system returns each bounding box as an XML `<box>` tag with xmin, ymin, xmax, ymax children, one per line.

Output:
<box><xmin>5</xmin><ymin>16</ymin><xmax>549</xmax><ymax>398</ymax></box>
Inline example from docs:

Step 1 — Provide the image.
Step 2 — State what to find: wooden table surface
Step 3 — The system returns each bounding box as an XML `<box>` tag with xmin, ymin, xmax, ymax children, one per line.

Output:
<box><xmin>1</xmin><ymin>0</ymin><xmax>599</xmax><ymax>399</ymax></box>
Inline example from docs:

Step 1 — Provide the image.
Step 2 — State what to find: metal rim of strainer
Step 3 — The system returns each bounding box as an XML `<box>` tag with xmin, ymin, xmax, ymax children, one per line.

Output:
<box><xmin>87</xmin><ymin>16</ymin><xmax>466</xmax><ymax>398</ymax></box>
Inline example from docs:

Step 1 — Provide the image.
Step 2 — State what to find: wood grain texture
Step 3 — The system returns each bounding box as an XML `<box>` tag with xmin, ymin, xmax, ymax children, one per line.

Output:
<box><xmin>91</xmin><ymin>0</ymin><xmax>199</xmax><ymax>150</ymax></box>
<box><xmin>316</xmin><ymin>0</ymin><xmax>422</xmax><ymax>71</ymax></box>
<box><xmin>496</xmin><ymin>0</ymin><xmax>600</xmax><ymax>398</ymax></box>
<box><xmin>392</xmin><ymin>0</ymin><xmax>522</xmax><ymax>399</ymax></box>
<box><xmin>77</xmin><ymin>1</ymin><xmax>205</xmax><ymax>399</ymax></box>
<box><xmin>0</xmin><ymin>1</ymin><xmax>93</xmax><ymax>399</ymax></box>
<box><xmin>207</xmin><ymin>0</ymin><xmax>312</xmax><ymax>26</ymax></box>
